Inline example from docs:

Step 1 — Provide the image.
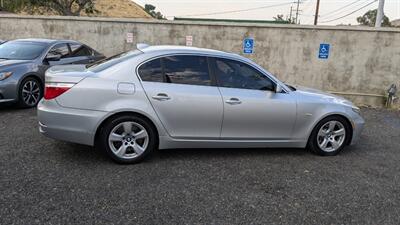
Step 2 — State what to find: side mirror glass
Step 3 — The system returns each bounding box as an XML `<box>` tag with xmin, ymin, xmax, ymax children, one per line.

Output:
<box><xmin>275</xmin><ymin>84</ymin><xmax>283</xmax><ymax>93</ymax></box>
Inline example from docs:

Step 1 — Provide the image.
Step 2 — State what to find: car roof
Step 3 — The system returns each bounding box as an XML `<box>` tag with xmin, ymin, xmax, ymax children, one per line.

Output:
<box><xmin>11</xmin><ymin>38</ymin><xmax>80</xmax><ymax>45</ymax></box>
<box><xmin>140</xmin><ymin>45</ymin><xmax>242</xmax><ymax>59</ymax></box>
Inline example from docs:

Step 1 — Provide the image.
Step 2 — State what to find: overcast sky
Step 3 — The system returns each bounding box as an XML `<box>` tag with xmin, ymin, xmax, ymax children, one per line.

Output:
<box><xmin>134</xmin><ymin>0</ymin><xmax>400</xmax><ymax>25</ymax></box>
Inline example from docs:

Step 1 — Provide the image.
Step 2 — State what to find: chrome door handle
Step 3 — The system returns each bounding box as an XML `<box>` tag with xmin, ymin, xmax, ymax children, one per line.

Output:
<box><xmin>152</xmin><ymin>93</ymin><xmax>171</xmax><ymax>101</ymax></box>
<box><xmin>225</xmin><ymin>98</ymin><xmax>242</xmax><ymax>105</ymax></box>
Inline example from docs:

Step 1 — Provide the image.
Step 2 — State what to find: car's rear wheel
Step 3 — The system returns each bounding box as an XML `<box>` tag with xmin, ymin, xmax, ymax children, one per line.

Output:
<box><xmin>308</xmin><ymin>116</ymin><xmax>351</xmax><ymax>156</ymax></box>
<box><xmin>98</xmin><ymin>115</ymin><xmax>157</xmax><ymax>164</ymax></box>
<box><xmin>18</xmin><ymin>77</ymin><xmax>43</xmax><ymax>108</ymax></box>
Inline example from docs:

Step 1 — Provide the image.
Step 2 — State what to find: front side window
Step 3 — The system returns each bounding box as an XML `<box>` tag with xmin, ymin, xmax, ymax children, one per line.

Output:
<box><xmin>47</xmin><ymin>43</ymin><xmax>70</xmax><ymax>59</ymax></box>
<box><xmin>0</xmin><ymin>41</ymin><xmax>47</xmax><ymax>60</ymax></box>
<box><xmin>163</xmin><ymin>55</ymin><xmax>211</xmax><ymax>86</ymax></box>
<box><xmin>69</xmin><ymin>43</ymin><xmax>92</xmax><ymax>57</ymax></box>
<box><xmin>213</xmin><ymin>58</ymin><xmax>275</xmax><ymax>91</ymax></box>
<box><xmin>138</xmin><ymin>58</ymin><xmax>163</xmax><ymax>82</ymax></box>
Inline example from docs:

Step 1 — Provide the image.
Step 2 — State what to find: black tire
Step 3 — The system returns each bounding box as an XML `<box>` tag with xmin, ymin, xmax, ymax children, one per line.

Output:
<box><xmin>17</xmin><ymin>77</ymin><xmax>43</xmax><ymax>108</ymax></box>
<box><xmin>307</xmin><ymin>115</ymin><xmax>351</xmax><ymax>156</ymax></box>
<box><xmin>97</xmin><ymin>115</ymin><xmax>158</xmax><ymax>164</ymax></box>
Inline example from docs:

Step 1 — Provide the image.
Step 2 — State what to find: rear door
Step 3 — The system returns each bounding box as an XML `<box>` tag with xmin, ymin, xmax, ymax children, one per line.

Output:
<box><xmin>138</xmin><ymin>55</ymin><xmax>223</xmax><ymax>139</ymax></box>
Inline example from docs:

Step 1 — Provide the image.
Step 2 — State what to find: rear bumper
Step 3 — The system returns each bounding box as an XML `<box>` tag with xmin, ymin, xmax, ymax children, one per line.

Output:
<box><xmin>37</xmin><ymin>99</ymin><xmax>107</xmax><ymax>146</ymax></box>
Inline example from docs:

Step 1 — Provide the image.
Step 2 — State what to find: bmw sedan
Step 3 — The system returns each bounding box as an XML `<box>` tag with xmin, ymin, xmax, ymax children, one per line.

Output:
<box><xmin>0</xmin><ymin>39</ymin><xmax>105</xmax><ymax>107</ymax></box>
<box><xmin>38</xmin><ymin>44</ymin><xmax>365</xmax><ymax>164</ymax></box>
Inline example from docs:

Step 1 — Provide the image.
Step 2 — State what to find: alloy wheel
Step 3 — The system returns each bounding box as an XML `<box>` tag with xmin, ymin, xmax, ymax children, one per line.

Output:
<box><xmin>317</xmin><ymin>120</ymin><xmax>346</xmax><ymax>152</ymax></box>
<box><xmin>108</xmin><ymin>121</ymin><xmax>149</xmax><ymax>159</ymax></box>
<box><xmin>22</xmin><ymin>80</ymin><xmax>41</xmax><ymax>106</ymax></box>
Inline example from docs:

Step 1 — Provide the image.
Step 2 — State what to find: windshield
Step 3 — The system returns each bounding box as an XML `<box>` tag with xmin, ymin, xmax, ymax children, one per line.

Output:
<box><xmin>87</xmin><ymin>50</ymin><xmax>142</xmax><ymax>72</ymax></box>
<box><xmin>0</xmin><ymin>41</ymin><xmax>47</xmax><ymax>60</ymax></box>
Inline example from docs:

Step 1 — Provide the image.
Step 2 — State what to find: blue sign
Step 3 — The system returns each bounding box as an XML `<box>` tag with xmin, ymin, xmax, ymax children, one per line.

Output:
<box><xmin>243</xmin><ymin>38</ymin><xmax>254</xmax><ymax>54</ymax></box>
<box><xmin>318</xmin><ymin>43</ymin><xmax>330</xmax><ymax>59</ymax></box>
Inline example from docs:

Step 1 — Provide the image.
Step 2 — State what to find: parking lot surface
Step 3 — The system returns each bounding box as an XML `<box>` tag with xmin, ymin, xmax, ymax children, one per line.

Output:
<box><xmin>0</xmin><ymin>107</ymin><xmax>399</xmax><ymax>225</ymax></box>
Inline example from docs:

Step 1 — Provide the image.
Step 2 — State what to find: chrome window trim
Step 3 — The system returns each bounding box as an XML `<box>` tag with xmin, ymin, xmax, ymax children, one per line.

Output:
<box><xmin>135</xmin><ymin>52</ymin><xmax>289</xmax><ymax>93</ymax></box>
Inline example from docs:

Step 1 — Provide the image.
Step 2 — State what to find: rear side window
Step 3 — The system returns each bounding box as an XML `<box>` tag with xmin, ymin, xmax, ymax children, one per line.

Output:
<box><xmin>138</xmin><ymin>58</ymin><xmax>163</xmax><ymax>82</ymax></box>
<box><xmin>47</xmin><ymin>43</ymin><xmax>70</xmax><ymax>58</ymax></box>
<box><xmin>69</xmin><ymin>43</ymin><xmax>92</xmax><ymax>57</ymax></box>
<box><xmin>163</xmin><ymin>56</ymin><xmax>211</xmax><ymax>86</ymax></box>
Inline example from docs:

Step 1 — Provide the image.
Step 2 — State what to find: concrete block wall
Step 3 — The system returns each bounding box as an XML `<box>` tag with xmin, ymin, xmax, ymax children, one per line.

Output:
<box><xmin>1</xmin><ymin>15</ymin><xmax>399</xmax><ymax>107</ymax></box>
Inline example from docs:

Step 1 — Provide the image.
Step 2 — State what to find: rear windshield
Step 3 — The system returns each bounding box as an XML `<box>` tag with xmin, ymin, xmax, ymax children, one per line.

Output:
<box><xmin>87</xmin><ymin>50</ymin><xmax>142</xmax><ymax>72</ymax></box>
<box><xmin>0</xmin><ymin>41</ymin><xmax>47</xmax><ymax>60</ymax></box>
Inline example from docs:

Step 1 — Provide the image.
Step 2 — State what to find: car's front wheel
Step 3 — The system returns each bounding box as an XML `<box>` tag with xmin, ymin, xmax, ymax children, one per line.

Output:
<box><xmin>308</xmin><ymin>116</ymin><xmax>351</xmax><ymax>156</ymax></box>
<box><xmin>18</xmin><ymin>77</ymin><xmax>43</xmax><ymax>108</ymax></box>
<box><xmin>97</xmin><ymin>115</ymin><xmax>157</xmax><ymax>164</ymax></box>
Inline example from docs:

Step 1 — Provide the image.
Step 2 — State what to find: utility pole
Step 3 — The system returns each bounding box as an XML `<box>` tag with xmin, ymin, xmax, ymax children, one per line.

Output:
<box><xmin>314</xmin><ymin>0</ymin><xmax>321</xmax><ymax>25</ymax></box>
<box><xmin>289</xmin><ymin>6</ymin><xmax>293</xmax><ymax>23</ymax></box>
<box><xmin>375</xmin><ymin>0</ymin><xmax>385</xmax><ymax>27</ymax></box>
<box><xmin>295</xmin><ymin>0</ymin><xmax>300</xmax><ymax>24</ymax></box>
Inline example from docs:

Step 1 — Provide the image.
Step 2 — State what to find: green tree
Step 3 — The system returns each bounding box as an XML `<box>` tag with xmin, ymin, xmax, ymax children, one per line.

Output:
<box><xmin>144</xmin><ymin>4</ymin><xmax>165</xmax><ymax>20</ymax></box>
<box><xmin>0</xmin><ymin>0</ymin><xmax>29</xmax><ymax>12</ymax></box>
<box><xmin>29</xmin><ymin>0</ymin><xmax>96</xmax><ymax>16</ymax></box>
<box><xmin>0</xmin><ymin>0</ymin><xmax>97</xmax><ymax>16</ymax></box>
<box><xmin>273</xmin><ymin>14</ymin><xmax>293</xmax><ymax>24</ymax></box>
<box><xmin>357</xmin><ymin>9</ymin><xmax>391</xmax><ymax>27</ymax></box>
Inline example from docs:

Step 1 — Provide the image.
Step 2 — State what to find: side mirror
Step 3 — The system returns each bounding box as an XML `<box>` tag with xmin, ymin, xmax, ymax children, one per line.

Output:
<box><xmin>275</xmin><ymin>84</ymin><xmax>283</xmax><ymax>93</ymax></box>
<box><xmin>46</xmin><ymin>54</ymin><xmax>61</xmax><ymax>62</ymax></box>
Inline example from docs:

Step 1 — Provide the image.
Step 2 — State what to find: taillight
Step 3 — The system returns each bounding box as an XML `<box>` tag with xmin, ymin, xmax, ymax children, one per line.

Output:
<box><xmin>44</xmin><ymin>83</ymin><xmax>75</xmax><ymax>100</ymax></box>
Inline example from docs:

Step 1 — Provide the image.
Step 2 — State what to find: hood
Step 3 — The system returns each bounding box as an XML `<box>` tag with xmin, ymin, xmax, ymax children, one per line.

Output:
<box><xmin>0</xmin><ymin>59</ymin><xmax>31</xmax><ymax>67</ymax></box>
<box><xmin>295</xmin><ymin>85</ymin><xmax>354</xmax><ymax>106</ymax></box>
<box><xmin>46</xmin><ymin>64</ymin><xmax>95</xmax><ymax>83</ymax></box>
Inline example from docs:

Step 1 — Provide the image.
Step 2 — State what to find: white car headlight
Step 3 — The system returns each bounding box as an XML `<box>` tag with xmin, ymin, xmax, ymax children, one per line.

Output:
<box><xmin>0</xmin><ymin>72</ymin><xmax>12</xmax><ymax>81</ymax></box>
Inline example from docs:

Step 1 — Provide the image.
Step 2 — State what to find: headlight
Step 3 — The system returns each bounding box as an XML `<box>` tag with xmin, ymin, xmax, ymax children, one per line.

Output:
<box><xmin>352</xmin><ymin>107</ymin><xmax>361</xmax><ymax>115</ymax></box>
<box><xmin>0</xmin><ymin>72</ymin><xmax>12</xmax><ymax>81</ymax></box>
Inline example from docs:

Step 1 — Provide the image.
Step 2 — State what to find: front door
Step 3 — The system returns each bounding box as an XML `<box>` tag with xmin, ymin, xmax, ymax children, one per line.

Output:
<box><xmin>211</xmin><ymin>57</ymin><xmax>297</xmax><ymax>140</ymax></box>
<box><xmin>138</xmin><ymin>55</ymin><xmax>223</xmax><ymax>139</ymax></box>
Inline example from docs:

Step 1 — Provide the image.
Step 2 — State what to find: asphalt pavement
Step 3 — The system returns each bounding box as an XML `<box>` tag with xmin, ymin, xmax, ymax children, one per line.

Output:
<box><xmin>0</xmin><ymin>107</ymin><xmax>399</xmax><ymax>225</ymax></box>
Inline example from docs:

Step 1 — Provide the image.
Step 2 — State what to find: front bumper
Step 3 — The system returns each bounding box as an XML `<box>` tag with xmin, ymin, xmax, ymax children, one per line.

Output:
<box><xmin>0</xmin><ymin>79</ymin><xmax>18</xmax><ymax>103</ymax></box>
<box><xmin>37</xmin><ymin>99</ymin><xmax>107</xmax><ymax>146</ymax></box>
<box><xmin>349</xmin><ymin>113</ymin><xmax>365</xmax><ymax>145</ymax></box>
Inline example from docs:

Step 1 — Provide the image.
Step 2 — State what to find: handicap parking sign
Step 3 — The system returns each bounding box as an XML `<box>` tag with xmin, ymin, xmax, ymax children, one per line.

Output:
<box><xmin>243</xmin><ymin>38</ymin><xmax>254</xmax><ymax>54</ymax></box>
<box><xmin>318</xmin><ymin>43</ymin><xmax>330</xmax><ymax>59</ymax></box>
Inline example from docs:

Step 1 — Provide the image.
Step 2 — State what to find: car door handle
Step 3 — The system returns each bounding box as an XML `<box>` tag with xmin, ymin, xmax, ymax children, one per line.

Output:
<box><xmin>225</xmin><ymin>98</ymin><xmax>242</xmax><ymax>105</ymax></box>
<box><xmin>152</xmin><ymin>93</ymin><xmax>171</xmax><ymax>101</ymax></box>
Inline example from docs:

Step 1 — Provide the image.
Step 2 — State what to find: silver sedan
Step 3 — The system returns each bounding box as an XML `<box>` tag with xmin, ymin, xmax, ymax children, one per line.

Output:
<box><xmin>38</xmin><ymin>44</ymin><xmax>365</xmax><ymax>164</ymax></box>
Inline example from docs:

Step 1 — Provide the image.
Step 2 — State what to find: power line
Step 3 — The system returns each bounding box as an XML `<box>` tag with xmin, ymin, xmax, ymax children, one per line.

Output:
<box><xmin>172</xmin><ymin>1</ymin><xmax>296</xmax><ymax>18</ymax></box>
<box><xmin>320</xmin><ymin>0</ymin><xmax>364</xmax><ymax>18</ymax></box>
<box><xmin>319</xmin><ymin>0</ymin><xmax>378</xmax><ymax>23</ymax></box>
<box><xmin>319</xmin><ymin>0</ymin><xmax>372</xmax><ymax>21</ymax></box>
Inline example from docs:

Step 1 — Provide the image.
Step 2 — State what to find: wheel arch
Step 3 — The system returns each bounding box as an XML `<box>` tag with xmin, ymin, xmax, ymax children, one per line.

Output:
<box><xmin>18</xmin><ymin>73</ymin><xmax>44</xmax><ymax>88</ymax></box>
<box><xmin>94</xmin><ymin>111</ymin><xmax>160</xmax><ymax>147</ymax></box>
<box><xmin>307</xmin><ymin>113</ymin><xmax>354</xmax><ymax>146</ymax></box>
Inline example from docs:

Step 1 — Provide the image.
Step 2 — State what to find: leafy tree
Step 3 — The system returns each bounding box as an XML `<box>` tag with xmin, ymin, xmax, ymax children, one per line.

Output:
<box><xmin>357</xmin><ymin>9</ymin><xmax>391</xmax><ymax>27</ymax></box>
<box><xmin>144</xmin><ymin>4</ymin><xmax>165</xmax><ymax>20</ymax></box>
<box><xmin>0</xmin><ymin>0</ymin><xmax>29</xmax><ymax>12</ymax></box>
<box><xmin>29</xmin><ymin>0</ymin><xmax>97</xmax><ymax>16</ymax></box>
<box><xmin>273</xmin><ymin>14</ymin><xmax>293</xmax><ymax>24</ymax></box>
<box><xmin>0</xmin><ymin>0</ymin><xmax>97</xmax><ymax>16</ymax></box>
